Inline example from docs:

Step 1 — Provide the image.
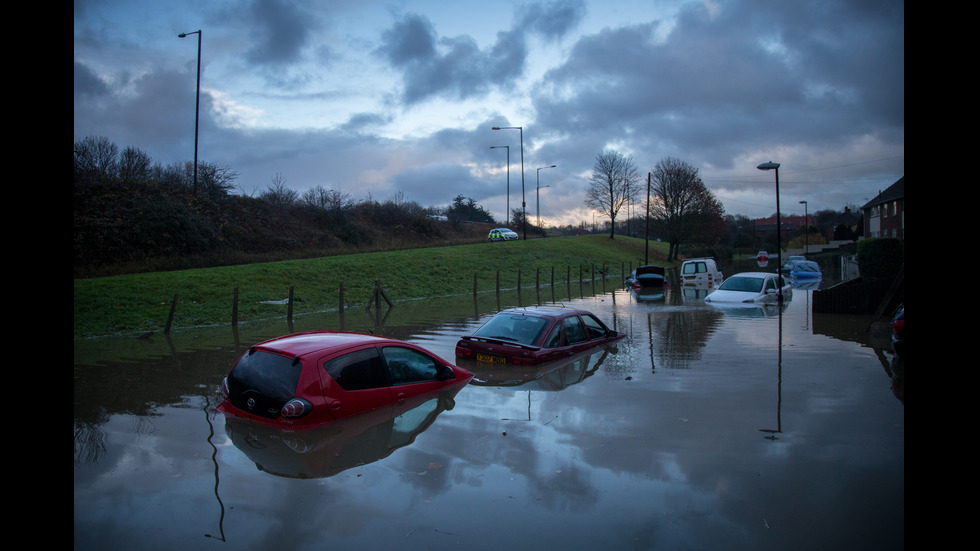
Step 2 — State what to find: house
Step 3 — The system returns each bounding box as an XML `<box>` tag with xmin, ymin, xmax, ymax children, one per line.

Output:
<box><xmin>861</xmin><ymin>177</ymin><xmax>904</xmax><ymax>240</ymax></box>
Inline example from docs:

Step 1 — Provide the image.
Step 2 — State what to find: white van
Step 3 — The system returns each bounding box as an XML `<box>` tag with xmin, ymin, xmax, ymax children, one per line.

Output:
<box><xmin>680</xmin><ymin>258</ymin><xmax>723</xmax><ymax>287</ymax></box>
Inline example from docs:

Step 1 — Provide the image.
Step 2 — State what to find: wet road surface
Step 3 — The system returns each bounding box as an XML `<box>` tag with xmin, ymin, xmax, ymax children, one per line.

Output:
<box><xmin>74</xmin><ymin>280</ymin><xmax>904</xmax><ymax>550</ymax></box>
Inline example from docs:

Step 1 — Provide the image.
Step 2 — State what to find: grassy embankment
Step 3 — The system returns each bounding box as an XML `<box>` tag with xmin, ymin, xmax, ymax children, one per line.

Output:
<box><xmin>74</xmin><ymin>235</ymin><xmax>672</xmax><ymax>339</ymax></box>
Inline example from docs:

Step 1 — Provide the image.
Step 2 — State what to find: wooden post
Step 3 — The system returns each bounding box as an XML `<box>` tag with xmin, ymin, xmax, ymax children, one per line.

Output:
<box><xmin>287</xmin><ymin>285</ymin><xmax>294</xmax><ymax>321</ymax></box>
<box><xmin>165</xmin><ymin>294</ymin><xmax>177</xmax><ymax>334</ymax></box>
<box><xmin>232</xmin><ymin>287</ymin><xmax>239</xmax><ymax>326</ymax></box>
<box><xmin>567</xmin><ymin>266</ymin><xmax>571</xmax><ymax>301</ymax></box>
<box><xmin>338</xmin><ymin>280</ymin><xmax>345</xmax><ymax>328</ymax></box>
<box><xmin>474</xmin><ymin>272</ymin><xmax>478</xmax><ymax>298</ymax></box>
<box><xmin>518</xmin><ymin>269</ymin><xmax>522</xmax><ymax>306</ymax></box>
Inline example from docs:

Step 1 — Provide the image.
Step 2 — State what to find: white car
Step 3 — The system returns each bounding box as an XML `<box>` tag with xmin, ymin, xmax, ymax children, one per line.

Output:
<box><xmin>488</xmin><ymin>228</ymin><xmax>519</xmax><ymax>241</ymax></box>
<box><xmin>704</xmin><ymin>272</ymin><xmax>792</xmax><ymax>304</ymax></box>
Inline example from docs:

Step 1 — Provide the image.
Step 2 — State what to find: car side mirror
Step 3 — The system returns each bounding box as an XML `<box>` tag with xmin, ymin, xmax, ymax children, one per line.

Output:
<box><xmin>438</xmin><ymin>365</ymin><xmax>456</xmax><ymax>380</ymax></box>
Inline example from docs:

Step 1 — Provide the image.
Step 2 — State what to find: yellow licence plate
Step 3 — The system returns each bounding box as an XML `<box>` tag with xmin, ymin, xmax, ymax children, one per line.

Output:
<box><xmin>476</xmin><ymin>353</ymin><xmax>506</xmax><ymax>363</ymax></box>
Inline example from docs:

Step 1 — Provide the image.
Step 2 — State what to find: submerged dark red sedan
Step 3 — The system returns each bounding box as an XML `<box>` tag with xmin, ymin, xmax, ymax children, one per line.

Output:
<box><xmin>454</xmin><ymin>306</ymin><xmax>624</xmax><ymax>365</ymax></box>
<box><xmin>218</xmin><ymin>331</ymin><xmax>472</xmax><ymax>427</ymax></box>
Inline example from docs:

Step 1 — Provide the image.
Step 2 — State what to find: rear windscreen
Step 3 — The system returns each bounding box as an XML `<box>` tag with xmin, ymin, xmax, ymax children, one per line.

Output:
<box><xmin>228</xmin><ymin>350</ymin><xmax>303</xmax><ymax>403</ymax></box>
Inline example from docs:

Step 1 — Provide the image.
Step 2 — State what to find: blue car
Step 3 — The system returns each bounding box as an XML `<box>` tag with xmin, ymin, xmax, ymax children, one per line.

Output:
<box><xmin>790</xmin><ymin>260</ymin><xmax>822</xmax><ymax>279</ymax></box>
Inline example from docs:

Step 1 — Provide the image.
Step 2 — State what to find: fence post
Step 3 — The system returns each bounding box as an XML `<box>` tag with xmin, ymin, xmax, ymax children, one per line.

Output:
<box><xmin>232</xmin><ymin>287</ymin><xmax>239</xmax><ymax>326</ymax></box>
<box><xmin>165</xmin><ymin>294</ymin><xmax>178</xmax><ymax>334</ymax></box>
<box><xmin>339</xmin><ymin>280</ymin><xmax>345</xmax><ymax>328</ymax></box>
<box><xmin>287</xmin><ymin>285</ymin><xmax>294</xmax><ymax>321</ymax></box>
<box><xmin>518</xmin><ymin>269</ymin><xmax>522</xmax><ymax>305</ymax></box>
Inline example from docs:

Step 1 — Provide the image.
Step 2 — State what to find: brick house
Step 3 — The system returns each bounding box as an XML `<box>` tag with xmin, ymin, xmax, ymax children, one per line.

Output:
<box><xmin>861</xmin><ymin>177</ymin><xmax>904</xmax><ymax>239</ymax></box>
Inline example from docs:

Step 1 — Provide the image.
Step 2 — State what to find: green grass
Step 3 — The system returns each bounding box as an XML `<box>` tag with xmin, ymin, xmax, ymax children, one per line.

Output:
<box><xmin>73</xmin><ymin>235</ymin><xmax>672</xmax><ymax>338</ymax></box>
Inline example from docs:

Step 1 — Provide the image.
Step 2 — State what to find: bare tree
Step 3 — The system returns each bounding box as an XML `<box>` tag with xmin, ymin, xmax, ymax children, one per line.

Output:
<box><xmin>74</xmin><ymin>136</ymin><xmax>119</xmax><ymax>185</ymax></box>
<box><xmin>260</xmin><ymin>172</ymin><xmax>298</xmax><ymax>208</ymax></box>
<box><xmin>198</xmin><ymin>162</ymin><xmax>238</xmax><ymax>199</ymax></box>
<box><xmin>649</xmin><ymin>157</ymin><xmax>725</xmax><ymax>261</ymax></box>
<box><xmin>118</xmin><ymin>146</ymin><xmax>153</xmax><ymax>185</ymax></box>
<box><xmin>302</xmin><ymin>185</ymin><xmax>351</xmax><ymax>212</ymax></box>
<box><xmin>585</xmin><ymin>150</ymin><xmax>640</xmax><ymax>239</ymax></box>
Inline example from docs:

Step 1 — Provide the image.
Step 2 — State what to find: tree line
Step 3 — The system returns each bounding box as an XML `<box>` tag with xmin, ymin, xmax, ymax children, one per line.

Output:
<box><xmin>585</xmin><ymin>150</ymin><xmax>725</xmax><ymax>261</ymax></box>
<box><xmin>73</xmin><ymin>136</ymin><xmax>499</xmax><ymax>277</ymax></box>
<box><xmin>582</xmin><ymin>150</ymin><xmax>862</xmax><ymax>262</ymax></box>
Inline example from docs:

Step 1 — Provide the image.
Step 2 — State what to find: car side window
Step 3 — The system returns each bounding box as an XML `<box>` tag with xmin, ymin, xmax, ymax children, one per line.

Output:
<box><xmin>582</xmin><ymin>314</ymin><xmax>608</xmax><ymax>340</ymax></box>
<box><xmin>563</xmin><ymin>317</ymin><xmax>587</xmax><ymax>344</ymax></box>
<box><xmin>382</xmin><ymin>346</ymin><xmax>446</xmax><ymax>385</ymax></box>
<box><xmin>324</xmin><ymin>347</ymin><xmax>388</xmax><ymax>390</ymax></box>
<box><xmin>545</xmin><ymin>324</ymin><xmax>562</xmax><ymax>348</ymax></box>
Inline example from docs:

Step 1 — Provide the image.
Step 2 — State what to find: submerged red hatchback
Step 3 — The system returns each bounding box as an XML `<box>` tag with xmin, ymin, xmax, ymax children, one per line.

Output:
<box><xmin>218</xmin><ymin>331</ymin><xmax>472</xmax><ymax>427</ymax></box>
<box><xmin>454</xmin><ymin>306</ymin><xmax>624</xmax><ymax>365</ymax></box>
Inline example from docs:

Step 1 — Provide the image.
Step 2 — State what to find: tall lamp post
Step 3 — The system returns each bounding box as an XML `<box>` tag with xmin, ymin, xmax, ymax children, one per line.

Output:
<box><xmin>492</xmin><ymin>126</ymin><xmax>525</xmax><ymax>239</ymax></box>
<box><xmin>757</xmin><ymin>161</ymin><xmax>783</xmax><ymax>301</ymax></box>
<box><xmin>490</xmin><ymin>145</ymin><xmax>510</xmax><ymax>225</ymax></box>
<box><xmin>178</xmin><ymin>29</ymin><xmax>202</xmax><ymax>194</ymax></box>
<box><xmin>536</xmin><ymin>165</ymin><xmax>556</xmax><ymax>226</ymax></box>
<box><xmin>799</xmin><ymin>200</ymin><xmax>808</xmax><ymax>257</ymax></box>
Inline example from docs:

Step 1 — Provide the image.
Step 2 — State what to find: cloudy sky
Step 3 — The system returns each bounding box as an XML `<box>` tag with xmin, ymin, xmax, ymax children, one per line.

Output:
<box><xmin>74</xmin><ymin>0</ymin><xmax>904</xmax><ymax>225</ymax></box>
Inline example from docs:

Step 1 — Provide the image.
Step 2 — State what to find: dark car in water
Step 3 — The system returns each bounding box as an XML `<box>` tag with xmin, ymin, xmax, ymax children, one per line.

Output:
<box><xmin>625</xmin><ymin>265</ymin><xmax>667</xmax><ymax>288</ymax></box>
<box><xmin>454</xmin><ymin>306</ymin><xmax>624</xmax><ymax>365</ymax></box>
<box><xmin>218</xmin><ymin>331</ymin><xmax>472</xmax><ymax>427</ymax></box>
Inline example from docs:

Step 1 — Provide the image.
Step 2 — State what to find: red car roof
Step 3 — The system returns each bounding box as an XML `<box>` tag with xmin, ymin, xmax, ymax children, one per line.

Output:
<box><xmin>252</xmin><ymin>330</ymin><xmax>391</xmax><ymax>358</ymax></box>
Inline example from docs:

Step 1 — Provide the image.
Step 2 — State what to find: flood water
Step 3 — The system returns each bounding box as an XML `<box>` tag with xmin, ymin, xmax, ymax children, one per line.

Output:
<box><xmin>74</xmin><ymin>274</ymin><xmax>904</xmax><ymax>551</ymax></box>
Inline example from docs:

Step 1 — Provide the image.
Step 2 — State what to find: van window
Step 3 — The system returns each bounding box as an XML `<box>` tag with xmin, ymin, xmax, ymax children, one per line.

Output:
<box><xmin>683</xmin><ymin>262</ymin><xmax>705</xmax><ymax>274</ymax></box>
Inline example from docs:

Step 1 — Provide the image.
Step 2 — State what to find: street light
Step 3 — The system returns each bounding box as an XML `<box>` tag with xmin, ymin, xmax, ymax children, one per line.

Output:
<box><xmin>757</xmin><ymin>161</ymin><xmax>782</xmax><ymax>301</ymax></box>
<box><xmin>799</xmin><ymin>200</ymin><xmax>808</xmax><ymax>257</ymax></box>
<box><xmin>490</xmin><ymin>145</ymin><xmax>510</xmax><ymax>225</ymax></box>
<box><xmin>492</xmin><ymin>126</ymin><xmax>525</xmax><ymax>239</ymax></box>
<box><xmin>536</xmin><ymin>165</ymin><xmax>556</xmax><ymax>226</ymax></box>
<box><xmin>178</xmin><ymin>29</ymin><xmax>202</xmax><ymax>194</ymax></box>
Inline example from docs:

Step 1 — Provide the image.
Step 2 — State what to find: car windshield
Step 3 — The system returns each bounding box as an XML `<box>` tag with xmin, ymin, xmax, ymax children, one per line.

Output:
<box><xmin>718</xmin><ymin>276</ymin><xmax>764</xmax><ymax>293</ymax></box>
<box><xmin>473</xmin><ymin>313</ymin><xmax>549</xmax><ymax>345</ymax></box>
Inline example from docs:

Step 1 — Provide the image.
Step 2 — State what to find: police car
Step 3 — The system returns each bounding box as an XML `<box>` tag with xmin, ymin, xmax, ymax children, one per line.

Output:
<box><xmin>488</xmin><ymin>228</ymin><xmax>519</xmax><ymax>241</ymax></box>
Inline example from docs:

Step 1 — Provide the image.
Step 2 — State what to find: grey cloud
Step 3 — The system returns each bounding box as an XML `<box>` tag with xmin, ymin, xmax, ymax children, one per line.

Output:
<box><xmin>378</xmin><ymin>12</ymin><xmax>437</xmax><ymax>65</ymax></box>
<box><xmin>74</xmin><ymin>61</ymin><xmax>110</xmax><ymax>98</ymax></box>
<box><xmin>533</xmin><ymin>0</ymin><xmax>903</xmax><ymax>170</ymax></box>
<box><xmin>516</xmin><ymin>0</ymin><xmax>586</xmax><ymax>41</ymax></box>
<box><xmin>376</xmin><ymin>13</ymin><xmax>528</xmax><ymax>105</ymax></box>
<box><xmin>244</xmin><ymin>0</ymin><xmax>320</xmax><ymax>65</ymax></box>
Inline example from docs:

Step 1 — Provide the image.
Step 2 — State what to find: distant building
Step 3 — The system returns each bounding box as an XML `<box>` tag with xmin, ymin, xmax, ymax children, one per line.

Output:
<box><xmin>861</xmin><ymin>177</ymin><xmax>904</xmax><ymax>240</ymax></box>
<box><xmin>753</xmin><ymin>214</ymin><xmax>813</xmax><ymax>239</ymax></box>
<box><xmin>820</xmin><ymin>206</ymin><xmax>860</xmax><ymax>241</ymax></box>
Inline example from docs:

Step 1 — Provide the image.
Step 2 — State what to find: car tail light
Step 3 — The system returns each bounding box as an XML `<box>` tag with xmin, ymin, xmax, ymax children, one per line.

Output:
<box><xmin>456</xmin><ymin>346</ymin><xmax>472</xmax><ymax>358</ymax></box>
<box><xmin>281</xmin><ymin>398</ymin><xmax>313</xmax><ymax>418</ymax></box>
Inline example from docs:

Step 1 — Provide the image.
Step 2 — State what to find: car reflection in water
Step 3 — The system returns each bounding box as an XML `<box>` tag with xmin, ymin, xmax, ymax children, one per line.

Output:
<box><xmin>223</xmin><ymin>380</ymin><xmax>468</xmax><ymax>479</ymax></box>
<box><xmin>627</xmin><ymin>285</ymin><xmax>666</xmax><ymax>302</ymax></box>
<box><xmin>460</xmin><ymin>346</ymin><xmax>616</xmax><ymax>390</ymax></box>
